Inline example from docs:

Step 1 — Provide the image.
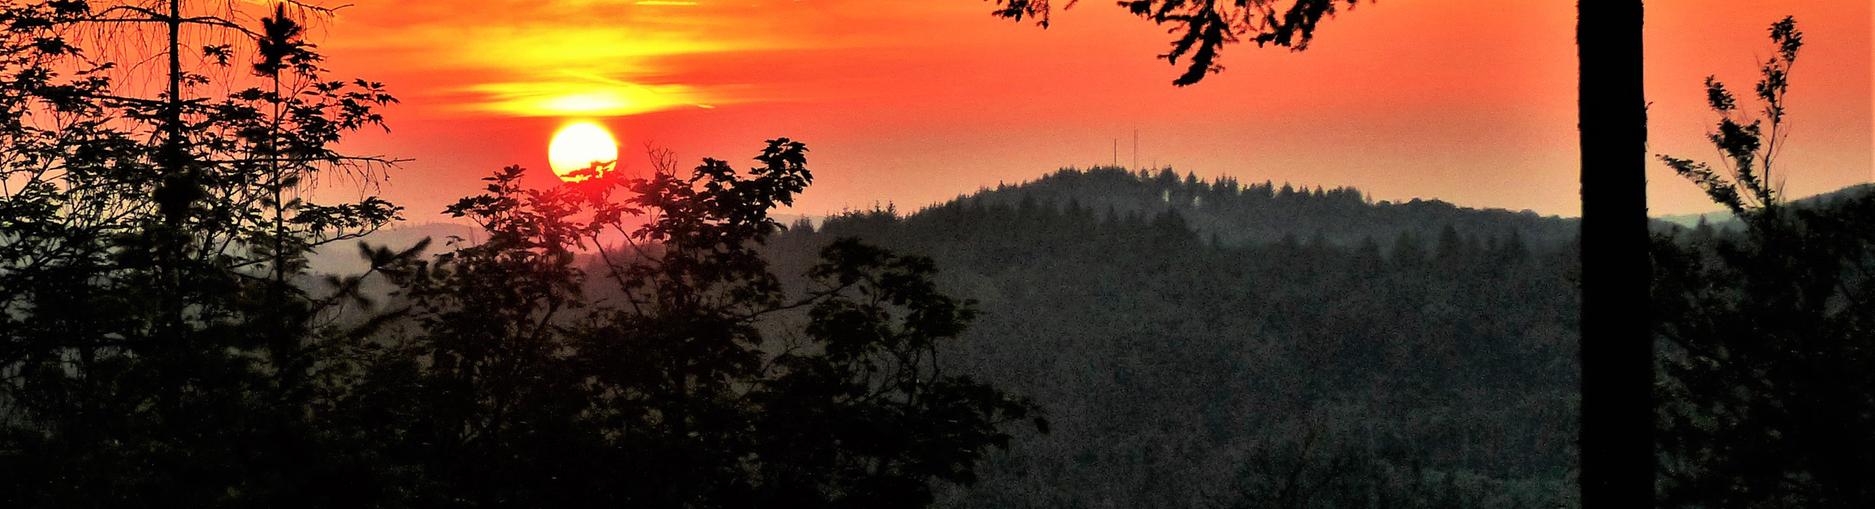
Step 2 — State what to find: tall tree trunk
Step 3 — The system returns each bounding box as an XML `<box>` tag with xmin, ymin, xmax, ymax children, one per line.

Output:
<box><xmin>158</xmin><ymin>0</ymin><xmax>188</xmax><ymax>343</ymax></box>
<box><xmin>1576</xmin><ymin>0</ymin><xmax>1653</xmax><ymax>505</ymax></box>
<box><xmin>162</xmin><ymin>0</ymin><xmax>186</xmax><ymax>225</ymax></box>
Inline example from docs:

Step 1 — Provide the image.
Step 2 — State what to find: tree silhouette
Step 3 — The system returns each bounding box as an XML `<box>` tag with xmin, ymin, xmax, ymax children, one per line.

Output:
<box><xmin>0</xmin><ymin>2</ymin><xmax>399</xmax><ymax>504</ymax></box>
<box><xmin>1651</xmin><ymin>19</ymin><xmax>1874</xmax><ymax>506</ymax></box>
<box><xmin>1573</xmin><ymin>2</ymin><xmax>1652</xmax><ymax>504</ymax></box>
<box><xmin>347</xmin><ymin>144</ymin><xmax>1043</xmax><ymax>507</ymax></box>
<box><xmin>1658</xmin><ymin>17</ymin><xmax>1804</xmax><ymax>217</ymax></box>
<box><xmin>990</xmin><ymin>0</ymin><xmax>1358</xmax><ymax>85</ymax></box>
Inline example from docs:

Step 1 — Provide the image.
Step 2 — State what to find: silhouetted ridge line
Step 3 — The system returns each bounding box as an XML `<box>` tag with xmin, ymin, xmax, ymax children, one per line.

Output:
<box><xmin>902</xmin><ymin>166</ymin><xmax>1579</xmax><ymax>249</ymax></box>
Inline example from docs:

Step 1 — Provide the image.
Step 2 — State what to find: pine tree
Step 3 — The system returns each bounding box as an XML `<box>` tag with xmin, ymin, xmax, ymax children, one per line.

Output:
<box><xmin>0</xmin><ymin>2</ymin><xmax>398</xmax><ymax>503</ymax></box>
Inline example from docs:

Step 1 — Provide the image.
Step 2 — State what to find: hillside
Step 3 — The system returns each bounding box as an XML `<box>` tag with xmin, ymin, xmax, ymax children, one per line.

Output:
<box><xmin>1658</xmin><ymin>183</ymin><xmax>1875</xmax><ymax>228</ymax></box>
<box><xmin>308</xmin><ymin>167</ymin><xmax>1586</xmax><ymax>274</ymax></box>
<box><xmin>764</xmin><ymin>168</ymin><xmax>1585</xmax><ymax>508</ymax></box>
<box><xmin>944</xmin><ymin>167</ymin><xmax>1578</xmax><ymax>249</ymax></box>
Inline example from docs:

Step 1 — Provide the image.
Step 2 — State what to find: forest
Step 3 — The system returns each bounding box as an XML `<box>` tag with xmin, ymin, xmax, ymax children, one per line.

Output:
<box><xmin>765</xmin><ymin>166</ymin><xmax>1873</xmax><ymax>507</ymax></box>
<box><xmin>771</xmin><ymin>168</ymin><xmax>1585</xmax><ymax>506</ymax></box>
<box><xmin>3</xmin><ymin>1</ymin><xmax>1873</xmax><ymax>507</ymax></box>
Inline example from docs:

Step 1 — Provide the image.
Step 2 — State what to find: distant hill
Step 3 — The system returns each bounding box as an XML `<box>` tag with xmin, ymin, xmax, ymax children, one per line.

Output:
<box><xmin>1657</xmin><ymin>183</ymin><xmax>1875</xmax><ymax>228</ymax></box>
<box><xmin>308</xmin><ymin>168</ymin><xmax>1597</xmax><ymax>276</ymax></box>
<box><xmin>939</xmin><ymin>166</ymin><xmax>1578</xmax><ymax>249</ymax></box>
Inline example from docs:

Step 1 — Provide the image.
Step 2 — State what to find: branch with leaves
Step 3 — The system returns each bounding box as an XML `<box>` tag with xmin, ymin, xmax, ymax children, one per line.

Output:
<box><xmin>990</xmin><ymin>0</ymin><xmax>1360</xmax><ymax>85</ymax></box>
<box><xmin>1658</xmin><ymin>16</ymin><xmax>1803</xmax><ymax>217</ymax></box>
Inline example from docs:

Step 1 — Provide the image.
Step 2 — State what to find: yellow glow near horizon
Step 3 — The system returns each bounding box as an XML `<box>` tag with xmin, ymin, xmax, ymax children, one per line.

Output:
<box><xmin>548</xmin><ymin>122</ymin><xmax>619</xmax><ymax>180</ymax></box>
<box><xmin>466</xmin><ymin>80</ymin><xmax>711</xmax><ymax>117</ymax></box>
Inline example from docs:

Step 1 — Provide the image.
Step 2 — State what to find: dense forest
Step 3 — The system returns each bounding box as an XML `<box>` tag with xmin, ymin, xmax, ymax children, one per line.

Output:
<box><xmin>760</xmin><ymin>165</ymin><xmax>1875</xmax><ymax>507</ymax></box>
<box><xmin>769</xmin><ymin>167</ymin><xmax>1584</xmax><ymax>507</ymax></box>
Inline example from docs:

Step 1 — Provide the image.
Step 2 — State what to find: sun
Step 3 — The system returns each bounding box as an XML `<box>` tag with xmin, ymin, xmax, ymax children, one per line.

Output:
<box><xmin>548</xmin><ymin>121</ymin><xmax>619</xmax><ymax>180</ymax></box>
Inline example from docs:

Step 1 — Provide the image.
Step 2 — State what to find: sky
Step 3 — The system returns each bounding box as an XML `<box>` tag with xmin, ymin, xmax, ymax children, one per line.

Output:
<box><xmin>295</xmin><ymin>0</ymin><xmax>1873</xmax><ymax>219</ymax></box>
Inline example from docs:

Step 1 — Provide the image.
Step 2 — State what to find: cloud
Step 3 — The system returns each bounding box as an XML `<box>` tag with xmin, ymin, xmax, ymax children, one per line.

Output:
<box><xmin>457</xmin><ymin>76</ymin><xmax>721</xmax><ymax>117</ymax></box>
<box><xmin>323</xmin><ymin>0</ymin><xmax>947</xmax><ymax>118</ymax></box>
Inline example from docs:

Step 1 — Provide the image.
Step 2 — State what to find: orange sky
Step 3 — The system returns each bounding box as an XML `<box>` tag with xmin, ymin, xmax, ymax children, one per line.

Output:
<box><xmin>305</xmin><ymin>0</ymin><xmax>1872</xmax><ymax>218</ymax></box>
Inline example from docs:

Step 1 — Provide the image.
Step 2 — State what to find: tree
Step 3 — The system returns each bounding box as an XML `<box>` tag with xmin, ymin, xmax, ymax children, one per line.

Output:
<box><xmin>351</xmin><ymin>144</ymin><xmax>1043</xmax><ymax>507</ymax></box>
<box><xmin>1572</xmin><ymin>2</ymin><xmax>1653</xmax><ymax>504</ymax></box>
<box><xmin>986</xmin><ymin>0</ymin><xmax>1657</xmax><ymax>503</ymax></box>
<box><xmin>1657</xmin><ymin>17</ymin><xmax>1805</xmax><ymax>218</ymax></box>
<box><xmin>1651</xmin><ymin>196</ymin><xmax>1875</xmax><ymax>506</ymax></box>
<box><xmin>1651</xmin><ymin>19</ymin><xmax>1874</xmax><ymax>506</ymax></box>
<box><xmin>0</xmin><ymin>2</ymin><xmax>399</xmax><ymax>504</ymax></box>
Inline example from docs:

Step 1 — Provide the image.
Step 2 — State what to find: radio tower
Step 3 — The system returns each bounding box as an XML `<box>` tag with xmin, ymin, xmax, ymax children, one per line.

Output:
<box><xmin>1133</xmin><ymin>130</ymin><xmax>1139</xmax><ymax>170</ymax></box>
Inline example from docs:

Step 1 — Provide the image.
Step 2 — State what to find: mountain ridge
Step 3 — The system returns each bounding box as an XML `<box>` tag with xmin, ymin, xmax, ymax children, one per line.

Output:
<box><xmin>902</xmin><ymin>166</ymin><xmax>1578</xmax><ymax>249</ymax></box>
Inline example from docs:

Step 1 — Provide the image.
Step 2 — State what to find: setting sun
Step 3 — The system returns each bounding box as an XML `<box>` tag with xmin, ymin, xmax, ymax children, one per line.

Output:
<box><xmin>548</xmin><ymin>121</ymin><xmax>620</xmax><ymax>180</ymax></box>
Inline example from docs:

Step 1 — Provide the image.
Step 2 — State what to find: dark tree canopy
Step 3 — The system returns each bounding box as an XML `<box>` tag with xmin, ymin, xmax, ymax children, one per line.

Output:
<box><xmin>347</xmin><ymin>145</ymin><xmax>1042</xmax><ymax>507</ymax></box>
<box><xmin>767</xmin><ymin>167</ymin><xmax>1582</xmax><ymax>507</ymax></box>
<box><xmin>1</xmin><ymin>1</ymin><xmax>400</xmax><ymax>504</ymax></box>
<box><xmin>1653</xmin><ymin>195</ymin><xmax>1875</xmax><ymax>507</ymax></box>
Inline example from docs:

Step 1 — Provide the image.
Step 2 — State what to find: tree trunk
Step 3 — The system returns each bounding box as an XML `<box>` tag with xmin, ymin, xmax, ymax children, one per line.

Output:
<box><xmin>1576</xmin><ymin>0</ymin><xmax>1653</xmax><ymax>506</ymax></box>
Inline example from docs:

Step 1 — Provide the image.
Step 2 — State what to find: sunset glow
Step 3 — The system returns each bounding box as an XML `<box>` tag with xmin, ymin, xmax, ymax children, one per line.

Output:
<box><xmin>306</xmin><ymin>0</ymin><xmax>1870</xmax><ymax>219</ymax></box>
<box><xmin>466</xmin><ymin>79</ymin><xmax>713</xmax><ymax>117</ymax></box>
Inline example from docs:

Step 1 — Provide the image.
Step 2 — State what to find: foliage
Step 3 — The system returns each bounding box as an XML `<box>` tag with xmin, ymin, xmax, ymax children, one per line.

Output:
<box><xmin>0</xmin><ymin>0</ymin><xmax>1042</xmax><ymax>507</ymax></box>
<box><xmin>1657</xmin><ymin>16</ymin><xmax>1803</xmax><ymax>215</ymax></box>
<box><xmin>989</xmin><ymin>0</ymin><xmax>1360</xmax><ymax>85</ymax></box>
<box><xmin>2</xmin><ymin>2</ymin><xmax>1036</xmax><ymax>507</ymax></box>
<box><xmin>1653</xmin><ymin>17</ymin><xmax>1875</xmax><ymax>507</ymax></box>
<box><xmin>1653</xmin><ymin>197</ymin><xmax>1875</xmax><ymax>507</ymax></box>
<box><xmin>344</xmin><ymin>146</ymin><xmax>1042</xmax><ymax>507</ymax></box>
<box><xmin>0</xmin><ymin>1</ymin><xmax>399</xmax><ymax>505</ymax></box>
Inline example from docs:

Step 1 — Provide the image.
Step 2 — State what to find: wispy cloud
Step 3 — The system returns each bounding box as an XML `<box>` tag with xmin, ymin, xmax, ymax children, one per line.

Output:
<box><xmin>323</xmin><ymin>0</ymin><xmax>948</xmax><ymax>118</ymax></box>
<box><xmin>459</xmin><ymin>75</ymin><xmax>718</xmax><ymax>117</ymax></box>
